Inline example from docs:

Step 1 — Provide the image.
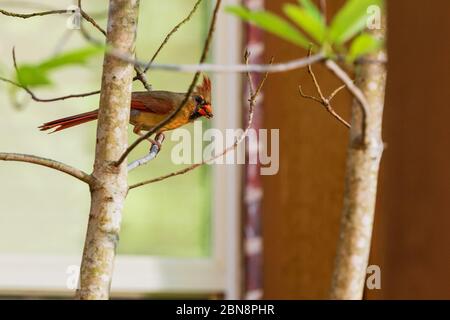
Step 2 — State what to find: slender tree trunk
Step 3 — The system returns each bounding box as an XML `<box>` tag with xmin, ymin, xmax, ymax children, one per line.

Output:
<box><xmin>77</xmin><ymin>0</ymin><xmax>139</xmax><ymax>300</ymax></box>
<box><xmin>329</xmin><ymin>20</ymin><xmax>387</xmax><ymax>298</ymax></box>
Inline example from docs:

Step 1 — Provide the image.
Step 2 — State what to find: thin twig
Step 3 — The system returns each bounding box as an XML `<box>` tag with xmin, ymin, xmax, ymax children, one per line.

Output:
<box><xmin>129</xmin><ymin>52</ymin><xmax>271</xmax><ymax>190</ymax></box>
<box><xmin>0</xmin><ymin>1</ymin><xmax>59</xmax><ymax>11</ymax></box>
<box><xmin>142</xmin><ymin>0</ymin><xmax>204</xmax><ymax>74</ymax></box>
<box><xmin>76</xmin><ymin>0</ymin><xmax>323</xmax><ymax>75</ymax></box>
<box><xmin>325</xmin><ymin>59</ymin><xmax>369</xmax><ymax>142</ymax></box>
<box><xmin>133</xmin><ymin>64</ymin><xmax>152</xmax><ymax>91</ymax></box>
<box><xmin>1</xmin><ymin>6</ymin><xmax>325</xmax><ymax>74</ymax></box>
<box><xmin>0</xmin><ymin>8</ymin><xmax>67</xmax><ymax>18</ymax></box>
<box><xmin>114</xmin><ymin>50</ymin><xmax>324</xmax><ymax>74</ymax></box>
<box><xmin>131</xmin><ymin>0</ymin><xmax>204</xmax><ymax>88</ymax></box>
<box><xmin>299</xmin><ymin>51</ymin><xmax>351</xmax><ymax>129</ymax></box>
<box><xmin>0</xmin><ymin>48</ymin><xmax>101</xmax><ymax>102</ymax></box>
<box><xmin>80</xmin><ymin>10</ymin><xmax>106</xmax><ymax>36</ymax></box>
<box><xmin>329</xmin><ymin>84</ymin><xmax>346</xmax><ymax>101</ymax></box>
<box><xmin>132</xmin><ymin>0</ymin><xmax>204</xmax><ymax>86</ymax></box>
<box><xmin>0</xmin><ymin>76</ymin><xmax>100</xmax><ymax>102</ymax></box>
<box><xmin>298</xmin><ymin>85</ymin><xmax>325</xmax><ymax>104</ymax></box>
<box><xmin>77</xmin><ymin>0</ymin><xmax>151</xmax><ymax>91</ymax></box>
<box><xmin>307</xmin><ymin>51</ymin><xmax>326</xmax><ymax>101</ymax></box>
<box><xmin>77</xmin><ymin>0</ymin><xmax>105</xmax><ymax>35</ymax></box>
<box><xmin>115</xmin><ymin>0</ymin><xmax>223</xmax><ymax>166</ymax></box>
<box><xmin>127</xmin><ymin>133</ymin><xmax>165</xmax><ymax>171</ymax></box>
<box><xmin>0</xmin><ymin>152</ymin><xmax>94</xmax><ymax>185</ymax></box>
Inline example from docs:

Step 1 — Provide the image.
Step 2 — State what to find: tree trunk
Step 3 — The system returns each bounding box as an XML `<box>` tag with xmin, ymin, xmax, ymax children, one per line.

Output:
<box><xmin>77</xmin><ymin>0</ymin><xmax>139</xmax><ymax>300</ymax></box>
<box><xmin>329</xmin><ymin>21</ymin><xmax>387</xmax><ymax>298</ymax></box>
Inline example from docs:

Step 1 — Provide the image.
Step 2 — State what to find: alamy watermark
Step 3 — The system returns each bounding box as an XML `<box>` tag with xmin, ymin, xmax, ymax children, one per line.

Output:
<box><xmin>367</xmin><ymin>5</ymin><xmax>382</xmax><ymax>30</ymax></box>
<box><xmin>66</xmin><ymin>264</ymin><xmax>80</xmax><ymax>290</ymax></box>
<box><xmin>366</xmin><ymin>264</ymin><xmax>381</xmax><ymax>290</ymax></box>
<box><xmin>170</xmin><ymin>121</ymin><xmax>280</xmax><ymax>176</ymax></box>
<box><xmin>66</xmin><ymin>5</ymin><xmax>81</xmax><ymax>30</ymax></box>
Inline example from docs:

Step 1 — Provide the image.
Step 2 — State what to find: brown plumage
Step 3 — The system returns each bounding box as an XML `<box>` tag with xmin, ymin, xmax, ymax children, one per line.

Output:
<box><xmin>39</xmin><ymin>75</ymin><xmax>213</xmax><ymax>135</ymax></box>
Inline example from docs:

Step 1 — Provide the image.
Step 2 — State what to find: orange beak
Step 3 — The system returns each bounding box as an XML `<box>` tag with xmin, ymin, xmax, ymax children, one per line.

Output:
<box><xmin>199</xmin><ymin>104</ymin><xmax>213</xmax><ymax>118</ymax></box>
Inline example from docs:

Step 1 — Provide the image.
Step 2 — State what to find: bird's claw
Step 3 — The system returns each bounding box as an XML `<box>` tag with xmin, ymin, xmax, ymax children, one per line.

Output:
<box><xmin>150</xmin><ymin>133</ymin><xmax>165</xmax><ymax>150</ymax></box>
<box><xmin>149</xmin><ymin>138</ymin><xmax>162</xmax><ymax>150</ymax></box>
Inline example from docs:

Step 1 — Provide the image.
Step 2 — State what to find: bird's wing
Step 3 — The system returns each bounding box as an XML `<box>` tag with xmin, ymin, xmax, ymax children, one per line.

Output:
<box><xmin>131</xmin><ymin>91</ymin><xmax>179</xmax><ymax>114</ymax></box>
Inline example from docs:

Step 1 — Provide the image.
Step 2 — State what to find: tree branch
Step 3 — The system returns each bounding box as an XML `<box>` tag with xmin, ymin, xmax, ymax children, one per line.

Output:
<box><xmin>141</xmin><ymin>0</ymin><xmax>204</xmax><ymax>74</ymax></box>
<box><xmin>115</xmin><ymin>0</ymin><xmax>223</xmax><ymax>166</ymax></box>
<box><xmin>77</xmin><ymin>0</ymin><xmax>151</xmax><ymax>91</ymax></box>
<box><xmin>112</xmin><ymin>50</ymin><xmax>324</xmax><ymax>74</ymax></box>
<box><xmin>127</xmin><ymin>133</ymin><xmax>165</xmax><ymax>171</ymax></box>
<box><xmin>1</xmin><ymin>5</ymin><xmax>324</xmax><ymax>75</ymax></box>
<box><xmin>0</xmin><ymin>8</ymin><xmax>67</xmax><ymax>18</ymax></box>
<box><xmin>131</xmin><ymin>0</ymin><xmax>204</xmax><ymax>88</ymax></box>
<box><xmin>324</xmin><ymin>59</ymin><xmax>370</xmax><ymax>144</ymax></box>
<box><xmin>0</xmin><ymin>75</ymin><xmax>99</xmax><ymax>102</ymax></box>
<box><xmin>0</xmin><ymin>152</ymin><xmax>94</xmax><ymax>184</ymax></box>
<box><xmin>0</xmin><ymin>48</ymin><xmax>101</xmax><ymax>103</ymax></box>
<box><xmin>76</xmin><ymin>0</ymin><xmax>323</xmax><ymax>76</ymax></box>
<box><xmin>129</xmin><ymin>52</ymin><xmax>270</xmax><ymax>190</ymax></box>
<box><xmin>80</xmin><ymin>9</ymin><xmax>106</xmax><ymax>36</ymax></box>
<box><xmin>298</xmin><ymin>52</ymin><xmax>351</xmax><ymax>129</ymax></box>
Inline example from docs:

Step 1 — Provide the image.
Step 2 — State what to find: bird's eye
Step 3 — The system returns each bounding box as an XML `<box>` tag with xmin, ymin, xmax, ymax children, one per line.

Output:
<box><xmin>195</xmin><ymin>96</ymin><xmax>204</xmax><ymax>105</ymax></box>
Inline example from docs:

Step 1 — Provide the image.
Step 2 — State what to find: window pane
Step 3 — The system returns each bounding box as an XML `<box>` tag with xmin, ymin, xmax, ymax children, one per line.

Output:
<box><xmin>0</xmin><ymin>0</ymin><xmax>211</xmax><ymax>257</ymax></box>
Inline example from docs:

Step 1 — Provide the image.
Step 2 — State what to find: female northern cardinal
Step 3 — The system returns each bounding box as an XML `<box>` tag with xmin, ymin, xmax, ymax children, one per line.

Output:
<box><xmin>39</xmin><ymin>76</ymin><xmax>213</xmax><ymax>139</ymax></box>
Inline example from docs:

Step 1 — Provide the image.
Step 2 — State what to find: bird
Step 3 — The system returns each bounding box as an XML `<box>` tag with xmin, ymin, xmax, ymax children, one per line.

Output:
<box><xmin>39</xmin><ymin>75</ymin><xmax>213</xmax><ymax>146</ymax></box>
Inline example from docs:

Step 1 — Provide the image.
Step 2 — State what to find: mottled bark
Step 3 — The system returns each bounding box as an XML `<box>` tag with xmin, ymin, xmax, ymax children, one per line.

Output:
<box><xmin>329</xmin><ymin>24</ymin><xmax>387</xmax><ymax>298</ymax></box>
<box><xmin>77</xmin><ymin>0</ymin><xmax>139</xmax><ymax>300</ymax></box>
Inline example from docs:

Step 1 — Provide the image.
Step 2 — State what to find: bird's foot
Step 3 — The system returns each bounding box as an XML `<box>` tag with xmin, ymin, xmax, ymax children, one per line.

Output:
<box><xmin>148</xmin><ymin>138</ymin><xmax>161</xmax><ymax>150</ymax></box>
<box><xmin>151</xmin><ymin>133</ymin><xmax>165</xmax><ymax>150</ymax></box>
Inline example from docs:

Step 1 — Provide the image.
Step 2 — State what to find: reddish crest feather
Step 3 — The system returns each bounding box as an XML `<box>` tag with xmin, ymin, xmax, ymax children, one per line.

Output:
<box><xmin>195</xmin><ymin>75</ymin><xmax>211</xmax><ymax>103</ymax></box>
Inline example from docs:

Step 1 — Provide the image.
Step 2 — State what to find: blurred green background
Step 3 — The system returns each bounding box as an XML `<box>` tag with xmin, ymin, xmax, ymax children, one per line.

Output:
<box><xmin>0</xmin><ymin>0</ymin><xmax>212</xmax><ymax>257</ymax></box>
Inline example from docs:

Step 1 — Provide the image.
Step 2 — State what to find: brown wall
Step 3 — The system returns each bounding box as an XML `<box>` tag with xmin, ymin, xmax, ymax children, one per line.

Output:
<box><xmin>262</xmin><ymin>0</ymin><xmax>450</xmax><ymax>299</ymax></box>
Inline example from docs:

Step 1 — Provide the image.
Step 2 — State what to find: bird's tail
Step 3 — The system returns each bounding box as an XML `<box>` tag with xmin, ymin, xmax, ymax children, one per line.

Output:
<box><xmin>39</xmin><ymin>110</ymin><xmax>99</xmax><ymax>133</ymax></box>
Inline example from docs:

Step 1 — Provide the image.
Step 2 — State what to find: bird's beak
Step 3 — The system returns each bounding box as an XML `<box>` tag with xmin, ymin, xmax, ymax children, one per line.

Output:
<box><xmin>204</xmin><ymin>104</ymin><xmax>213</xmax><ymax>118</ymax></box>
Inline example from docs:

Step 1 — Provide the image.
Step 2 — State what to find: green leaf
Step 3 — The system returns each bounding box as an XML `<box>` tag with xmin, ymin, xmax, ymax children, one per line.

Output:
<box><xmin>284</xmin><ymin>4</ymin><xmax>326</xmax><ymax>44</ymax></box>
<box><xmin>16</xmin><ymin>65</ymin><xmax>53</xmax><ymax>87</ymax></box>
<box><xmin>348</xmin><ymin>33</ymin><xmax>381</xmax><ymax>61</ymax></box>
<box><xmin>14</xmin><ymin>46</ymin><xmax>102</xmax><ymax>87</ymax></box>
<box><xmin>226</xmin><ymin>5</ymin><xmax>310</xmax><ymax>48</ymax></box>
<box><xmin>38</xmin><ymin>46</ymin><xmax>103</xmax><ymax>71</ymax></box>
<box><xmin>329</xmin><ymin>0</ymin><xmax>381</xmax><ymax>45</ymax></box>
<box><xmin>297</xmin><ymin>0</ymin><xmax>323</xmax><ymax>22</ymax></box>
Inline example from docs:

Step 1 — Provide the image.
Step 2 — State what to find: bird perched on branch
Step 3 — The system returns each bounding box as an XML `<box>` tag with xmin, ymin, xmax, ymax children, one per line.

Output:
<box><xmin>39</xmin><ymin>75</ymin><xmax>213</xmax><ymax>143</ymax></box>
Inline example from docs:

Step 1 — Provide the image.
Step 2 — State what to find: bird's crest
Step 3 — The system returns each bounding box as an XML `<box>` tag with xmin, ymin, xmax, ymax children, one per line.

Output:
<box><xmin>194</xmin><ymin>74</ymin><xmax>212</xmax><ymax>103</ymax></box>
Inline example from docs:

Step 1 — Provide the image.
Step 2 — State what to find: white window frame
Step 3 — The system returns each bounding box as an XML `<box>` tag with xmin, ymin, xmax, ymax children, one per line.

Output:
<box><xmin>0</xmin><ymin>2</ymin><xmax>243</xmax><ymax>299</ymax></box>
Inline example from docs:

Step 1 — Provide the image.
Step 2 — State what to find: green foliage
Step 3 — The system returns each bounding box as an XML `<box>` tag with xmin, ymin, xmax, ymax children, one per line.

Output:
<box><xmin>15</xmin><ymin>46</ymin><xmax>103</xmax><ymax>87</ymax></box>
<box><xmin>15</xmin><ymin>65</ymin><xmax>53</xmax><ymax>87</ymax></box>
<box><xmin>225</xmin><ymin>6</ymin><xmax>310</xmax><ymax>48</ymax></box>
<box><xmin>328</xmin><ymin>0</ymin><xmax>381</xmax><ymax>45</ymax></box>
<box><xmin>283</xmin><ymin>3</ymin><xmax>326</xmax><ymax>44</ymax></box>
<box><xmin>297</xmin><ymin>0</ymin><xmax>323</xmax><ymax>22</ymax></box>
<box><xmin>348</xmin><ymin>33</ymin><xmax>381</xmax><ymax>62</ymax></box>
<box><xmin>227</xmin><ymin>0</ymin><xmax>383</xmax><ymax>62</ymax></box>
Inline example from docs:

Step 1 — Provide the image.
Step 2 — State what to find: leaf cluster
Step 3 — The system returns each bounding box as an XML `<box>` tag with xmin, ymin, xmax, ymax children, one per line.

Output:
<box><xmin>227</xmin><ymin>0</ymin><xmax>383</xmax><ymax>62</ymax></box>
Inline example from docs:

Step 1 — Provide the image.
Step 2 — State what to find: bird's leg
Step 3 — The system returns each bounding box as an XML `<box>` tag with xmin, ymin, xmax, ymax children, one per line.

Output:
<box><xmin>133</xmin><ymin>126</ymin><xmax>163</xmax><ymax>150</ymax></box>
<box><xmin>145</xmin><ymin>132</ymin><xmax>165</xmax><ymax>150</ymax></box>
<box><xmin>154</xmin><ymin>132</ymin><xmax>165</xmax><ymax>149</ymax></box>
